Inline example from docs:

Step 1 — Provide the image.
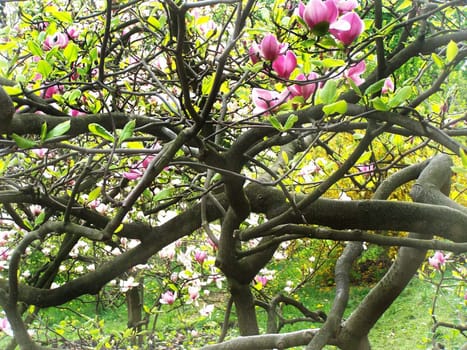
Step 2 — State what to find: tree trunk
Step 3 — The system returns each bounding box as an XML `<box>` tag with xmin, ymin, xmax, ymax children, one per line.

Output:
<box><xmin>229</xmin><ymin>279</ymin><xmax>259</xmax><ymax>336</ymax></box>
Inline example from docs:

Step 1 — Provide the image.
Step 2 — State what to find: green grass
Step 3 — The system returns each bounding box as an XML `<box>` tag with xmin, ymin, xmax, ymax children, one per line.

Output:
<box><xmin>0</xmin><ymin>276</ymin><xmax>465</xmax><ymax>349</ymax></box>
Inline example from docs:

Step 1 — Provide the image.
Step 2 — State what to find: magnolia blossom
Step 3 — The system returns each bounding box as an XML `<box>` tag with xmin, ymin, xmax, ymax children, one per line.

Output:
<box><xmin>70</xmin><ymin>109</ymin><xmax>85</xmax><ymax>117</ymax></box>
<box><xmin>160</xmin><ymin>291</ymin><xmax>177</xmax><ymax>305</ymax></box>
<box><xmin>43</xmin><ymin>32</ymin><xmax>69</xmax><ymax>50</ymax></box>
<box><xmin>67</xmin><ymin>27</ymin><xmax>80</xmax><ymax>39</ymax></box>
<box><xmin>272</xmin><ymin>51</ymin><xmax>297</xmax><ymax>79</ymax></box>
<box><xmin>252</xmin><ymin>88</ymin><xmax>289</xmax><ymax>114</ymax></box>
<box><xmin>44</xmin><ymin>84</ymin><xmax>64</xmax><ymax>99</ymax></box>
<box><xmin>428</xmin><ymin>251</ymin><xmax>445</xmax><ymax>270</ymax></box>
<box><xmin>0</xmin><ymin>318</ymin><xmax>13</xmax><ymax>336</ymax></box>
<box><xmin>123</xmin><ymin>168</ymin><xmax>143</xmax><ymax>180</ymax></box>
<box><xmin>254</xmin><ymin>275</ymin><xmax>269</xmax><ymax>287</ymax></box>
<box><xmin>259</xmin><ymin>34</ymin><xmax>284</xmax><ymax>61</ymax></box>
<box><xmin>333</xmin><ymin>0</ymin><xmax>358</xmax><ymax>13</ymax></box>
<box><xmin>300</xmin><ymin>0</ymin><xmax>339</xmax><ymax>35</ymax></box>
<box><xmin>330</xmin><ymin>12</ymin><xmax>364</xmax><ymax>45</ymax></box>
<box><xmin>382</xmin><ymin>77</ymin><xmax>394</xmax><ymax>94</ymax></box>
<box><xmin>194</xmin><ymin>250</ymin><xmax>208</xmax><ymax>265</ymax></box>
<box><xmin>188</xmin><ymin>286</ymin><xmax>200</xmax><ymax>302</ymax></box>
<box><xmin>356</xmin><ymin>163</ymin><xmax>375</xmax><ymax>176</ymax></box>
<box><xmin>289</xmin><ymin>72</ymin><xmax>320</xmax><ymax>100</ymax></box>
<box><xmin>199</xmin><ymin>304</ymin><xmax>214</xmax><ymax>317</ymax></box>
<box><xmin>119</xmin><ymin>277</ymin><xmax>139</xmax><ymax>293</ymax></box>
<box><xmin>344</xmin><ymin>60</ymin><xmax>366</xmax><ymax>85</ymax></box>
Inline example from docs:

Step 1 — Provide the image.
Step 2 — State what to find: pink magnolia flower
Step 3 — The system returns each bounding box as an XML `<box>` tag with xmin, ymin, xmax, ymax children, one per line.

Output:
<box><xmin>119</xmin><ymin>277</ymin><xmax>139</xmax><ymax>293</ymax></box>
<box><xmin>188</xmin><ymin>286</ymin><xmax>200</xmax><ymax>301</ymax></box>
<box><xmin>272</xmin><ymin>51</ymin><xmax>297</xmax><ymax>79</ymax></box>
<box><xmin>142</xmin><ymin>156</ymin><xmax>155</xmax><ymax>169</ymax></box>
<box><xmin>301</xmin><ymin>0</ymin><xmax>339</xmax><ymax>35</ymax></box>
<box><xmin>252</xmin><ymin>88</ymin><xmax>289</xmax><ymax>114</ymax></box>
<box><xmin>70</xmin><ymin>109</ymin><xmax>85</xmax><ymax>117</ymax></box>
<box><xmin>428</xmin><ymin>251</ymin><xmax>445</xmax><ymax>270</ymax></box>
<box><xmin>44</xmin><ymin>84</ymin><xmax>64</xmax><ymax>99</ymax></box>
<box><xmin>289</xmin><ymin>72</ymin><xmax>320</xmax><ymax>100</ymax></box>
<box><xmin>255</xmin><ymin>275</ymin><xmax>269</xmax><ymax>287</ymax></box>
<box><xmin>332</xmin><ymin>0</ymin><xmax>358</xmax><ymax>13</ymax></box>
<box><xmin>194</xmin><ymin>250</ymin><xmax>208</xmax><ymax>265</ymax></box>
<box><xmin>160</xmin><ymin>291</ymin><xmax>177</xmax><ymax>305</ymax></box>
<box><xmin>259</xmin><ymin>34</ymin><xmax>284</xmax><ymax>61</ymax></box>
<box><xmin>249</xmin><ymin>44</ymin><xmax>261</xmax><ymax>64</ymax></box>
<box><xmin>67</xmin><ymin>27</ymin><xmax>80</xmax><ymax>39</ymax></box>
<box><xmin>43</xmin><ymin>32</ymin><xmax>69</xmax><ymax>50</ymax></box>
<box><xmin>123</xmin><ymin>168</ymin><xmax>143</xmax><ymax>180</ymax></box>
<box><xmin>344</xmin><ymin>60</ymin><xmax>366</xmax><ymax>85</ymax></box>
<box><xmin>356</xmin><ymin>163</ymin><xmax>375</xmax><ymax>177</ymax></box>
<box><xmin>382</xmin><ymin>77</ymin><xmax>394</xmax><ymax>94</ymax></box>
<box><xmin>0</xmin><ymin>317</ymin><xmax>13</xmax><ymax>336</ymax></box>
<box><xmin>330</xmin><ymin>12</ymin><xmax>364</xmax><ymax>45</ymax></box>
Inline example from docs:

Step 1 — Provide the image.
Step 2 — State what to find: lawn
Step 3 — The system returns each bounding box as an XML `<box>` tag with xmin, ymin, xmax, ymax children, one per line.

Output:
<box><xmin>0</xmin><ymin>276</ymin><xmax>465</xmax><ymax>349</ymax></box>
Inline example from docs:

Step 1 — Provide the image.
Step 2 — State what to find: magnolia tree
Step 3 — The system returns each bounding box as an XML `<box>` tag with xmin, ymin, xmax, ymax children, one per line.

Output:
<box><xmin>0</xmin><ymin>0</ymin><xmax>466</xmax><ymax>349</ymax></box>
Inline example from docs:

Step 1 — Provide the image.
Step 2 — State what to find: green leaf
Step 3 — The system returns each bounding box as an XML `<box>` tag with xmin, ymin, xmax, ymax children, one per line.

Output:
<box><xmin>363</xmin><ymin>79</ymin><xmax>385</xmax><ymax>97</ymax></box>
<box><xmin>321</xmin><ymin>58</ymin><xmax>345</xmax><ymax>68</ymax></box>
<box><xmin>88</xmin><ymin>123</ymin><xmax>114</xmax><ymax>142</ymax></box>
<box><xmin>322</xmin><ymin>100</ymin><xmax>347</xmax><ymax>115</ymax></box>
<box><xmin>3</xmin><ymin>86</ymin><xmax>22</xmax><ymax>95</ymax></box>
<box><xmin>119</xmin><ymin>120</ymin><xmax>136</xmax><ymax>144</ymax></box>
<box><xmin>153</xmin><ymin>188</ymin><xmax>173</xmax><ymax>202</ymax></box>
<box><xmin>388</xmin><ymin>86</ymin><xmax>412</xmax><ymax>108</ymax></box>
<box><xmin>12</xmin><ymin>134</ymin><xmax>39</xmax><ymax>149</ymax></box>
<box><xmin>431</xmin><ymin>53</ymin><xmax>444</xmax><ymax>69</ymax></box>
<box><xmin>460</xmin><ymin>148</ymin><xmax>467</xmax><ymax>168</ymax></box>
<box><xmin>37</xmin><ymin>60</ymin><xmax>53</xmax><ymax>78</ymax></box>
<box><xmin>27</xmin><ymin>41</ymin><xmax>43</xmax><ymax>57</ymax></box>
<box><xmin>446</xmin><ymin>40</ymin><xmax>458</xmax><ymax>64</ymax></box>
<box><xmin>46</xmin><ymin>120</ymin><xmax>71</xmax><ymax>140</ymax></box>
<box><xmin>371</xmin><ymin>97</ymin><xmax>390</xmax><ymax>111</ymax></box>
<box><xmin>88</xmin><ymin>187</ymin><xmax>101</xmax><ymax>202</ymax></box>
<box><xmin>147</xmin><ymin>16</ymin><xmax>161</xmax><ymax>29</ymax></box>
<box><xmin>40</xmin><ymin>122</ymin><xmax>48</xmax><ymax>142</ymax></box>
<box><xmin>201</xmin><ymin>74</ymin><xmax>214</xmax><ymax>95</ymax></box>
<box><xmin>63</xmin><ymin>42</ymin><xmax>79</xmax><ymax>64</ymax></box>
<box><xmin>396</xmin><ymin>0</ymin><xmax>412</xmax><ymax>11</ymax></box>
<box><xmin>318</xmin><ymin>79</ymin><xmax>337</xmax><ymax>104</ymax></box>
<box><xmin>347</xmin><ymin>77</ymin><xmax>362</xmax><ymax>97</ymax></box>
<box><xmin>451</xmin><ymin>166</ymin><xmax>467</xmax><ymax>175</ymax></box>
<box><xmin>283</xmin><ymin>114</ymin><xmax>298</xmax><ymax>130</ymax></box>
<box><xmin>45</xmin><ymin>6</ymin><xmax>73</xmax><ymax>23</ymax></box>
<box><xmin>269</xmin><ymin>115</ymin><xmax>283</xmax><ymax>131</ymax></box>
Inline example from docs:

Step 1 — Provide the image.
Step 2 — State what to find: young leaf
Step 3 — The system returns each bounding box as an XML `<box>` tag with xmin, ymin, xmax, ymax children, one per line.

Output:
<box><xmin>283</xmin><ymin>114</ymin><xmax>298</xmax><ymax>130</ymax></box>
<box><xmin>12</xmin><ymin>134</ymin><xmax>39</xmax><ymax>149</ymax></box>
<box><xmin>46</xmin><ymin>120</ymin><xmax>71</xmax><ymax>140</ymax></box>
<box><xmin>40</xmin><ymin>122</ymin><xmax>48</xmax><ymax>142</ymax></box>
<box><xmin>322</xmin><ymin>100</ymin><xmax>347</xmax><ymax>115</ymax></box>
<box><xmin>88</xmin><ymin>123</ymin><xmax>114</xmax><ymax>142</ymax></box>
<box><xmin>119</xmin><ymin>120</ymin><xmax>136</xmax><ymax>144</ymax></box>
<box><xmin>460</xmin><ymin>148</ymin><xmax>467</xmax><ymax>168</ymax></box>
<box><xmin>388</xmin><ymin>86</ymin><xmax>412</xmax><ymax>108</ymax></box>
<box><xmin>318</xmin><ymin>80</ymin><xmax>337</xmax><ymax>104</ymax></box>
<box><xmin>269</xmin><ymin>115</ymin><xmax>284</xmax><ymax>131</ymax></box>
<box><xmin>37</xmin><ymin>60</ymin><xmax>53</xmax><ymax>78</ymax></box>
<box><xmin>431</xmin><ymin>53</ymin><xmax>444</xmax><ymax>69</ymax></box>
<box><xmin>371</xmin><ymin>97</ymin><xmax>390</xmax><ymax>111</ymax></box>
<box><xmin>27</xmin><ymin>41</ymin><xmax>43</xmax><ymax>57</ymax></box>
<box><xmin>363</xmin><ymin>79</ymin><xmax>385</xmax><ymax>97</ymax></box>
<box><xmin>88</xmin><ymin>187</ymin><xmax>101</xmax><ymax>202</ymax></box>
<box><xmin>446</xmin><ymin>40</ymin><xmax>458</xmax><ymax>64</ymax></box>
<box><xmin>153</xmin><ymin>188</ymin><xmax>173</xmax><ymax>202</ymax></box>
<box><xmin>347</xmin><ymin>77</ymin><xmax>362</xmax><ymax>97</ymax></box>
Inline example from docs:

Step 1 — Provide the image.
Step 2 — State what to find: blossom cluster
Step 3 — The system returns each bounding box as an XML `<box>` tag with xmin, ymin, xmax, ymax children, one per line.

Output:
<box><xmin>249</xmin><ymin>0</ymin><xmax>366</xmax><ymax>115</ymax></box>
